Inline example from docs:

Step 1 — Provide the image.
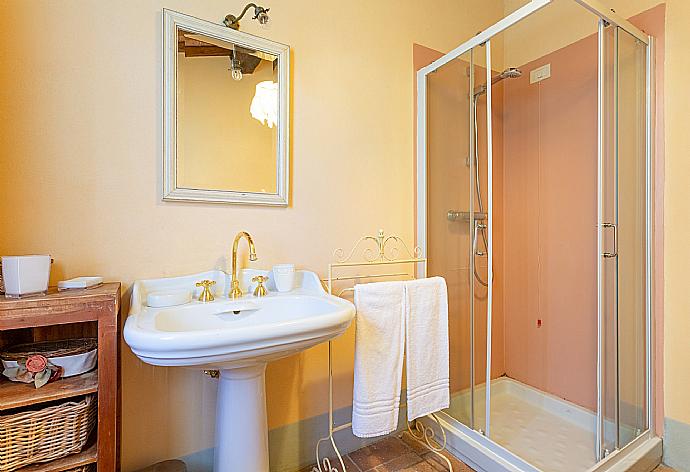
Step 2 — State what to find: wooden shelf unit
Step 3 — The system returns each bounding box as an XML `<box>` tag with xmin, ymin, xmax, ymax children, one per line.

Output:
<box><xmin>0</xmin><ymin>370</ymin><xmax>99</xmax><ymax>411</ymax></box>
<box><xmin>0</xmin><ymin>283</ymin><xmax>121</xmax><ymax>472</ymax></box>
<box><xmin>15</xmin><ymin>443</ymin><xmax>98</xmax><ymax>472</ymax></box>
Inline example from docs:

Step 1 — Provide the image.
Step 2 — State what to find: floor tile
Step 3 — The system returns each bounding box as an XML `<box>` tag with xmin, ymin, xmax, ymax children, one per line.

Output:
<box><xmin>375</xmin><ymin>459</ymin><xmax>438</xmax><ymax>472</ymax></box>
<box><xmin>299</xmin><ymin>454</ymin><xmax>360</xmax><ymax>472</ymax></box>
<box><xmin>348</xmin><ymin>437</ymin><xmax>414</xmax><ymax>471</ymax></box>
<box><xmin>371</xmin><ymin>453</ymin><xmax>426</xmax><ymax>471</ymax></box>
<box><xmin>399</xmin><ymin>431</ymin><xmax>435</xmax><ymax>456</ymax></box>
<box><xmin>422</xmin><ymin>451</ymin><xmax>475</xmax><ymax>472</ymax></box>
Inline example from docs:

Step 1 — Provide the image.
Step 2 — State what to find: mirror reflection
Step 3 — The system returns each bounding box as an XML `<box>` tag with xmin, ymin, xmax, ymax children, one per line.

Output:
<box><xmin>176</xmin><ymin>29</ymin><xmax>279</xmax><ymax>194</ymax></box>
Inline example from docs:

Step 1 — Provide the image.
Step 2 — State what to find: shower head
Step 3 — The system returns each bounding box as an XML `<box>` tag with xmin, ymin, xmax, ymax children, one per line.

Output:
<box><xmin>473</xmin><ymin>67</ymin><xmax>522</xmax><ymax>98</ymax></box>
<box><xmin>496</xmin><ymin>67</ymin><xmax>522</xmax><ymax>81</ymax></box>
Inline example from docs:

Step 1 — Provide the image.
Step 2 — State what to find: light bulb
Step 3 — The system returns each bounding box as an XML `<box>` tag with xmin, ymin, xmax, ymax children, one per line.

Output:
<box><xmin>257</xmin><ymin>12</ymin><xmax>270</xmax><ymax>29</ymax></box>
<box><xmin>229</xmin><ymin>57</ymin><xmax>243</xmax><ymax>81</ymax></box>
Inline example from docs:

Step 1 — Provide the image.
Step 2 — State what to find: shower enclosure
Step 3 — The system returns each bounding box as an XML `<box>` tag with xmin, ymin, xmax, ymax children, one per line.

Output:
<box><xmin>416</xmin><ymin>0</ymin><xmax>658</xmax><ymax>471</ymax></box>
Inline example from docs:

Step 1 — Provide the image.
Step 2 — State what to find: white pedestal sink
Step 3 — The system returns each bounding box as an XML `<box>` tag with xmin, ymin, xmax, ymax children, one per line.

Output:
<box><xmin>124</xmin><ymin>269</ymin><xmax>355</xmax><ymax>471</ymax></box>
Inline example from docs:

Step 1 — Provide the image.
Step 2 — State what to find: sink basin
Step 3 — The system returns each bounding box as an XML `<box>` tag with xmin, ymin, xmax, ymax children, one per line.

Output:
<box><xmin>124</xmin><ymin>269</ymin><xmax>355</xmax><ymax>471</ymax></box>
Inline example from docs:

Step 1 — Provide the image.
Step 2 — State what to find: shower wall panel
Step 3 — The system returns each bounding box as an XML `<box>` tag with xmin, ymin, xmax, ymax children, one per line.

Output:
<box><xmin>501</xmin><ymin>6</ymin><xmax>663</xmax><ymax>414</ymax></box>
<box><xmin>502</xmin><ymin>33</ymin><xmax>599</xmax><ymax>412</ymax></box>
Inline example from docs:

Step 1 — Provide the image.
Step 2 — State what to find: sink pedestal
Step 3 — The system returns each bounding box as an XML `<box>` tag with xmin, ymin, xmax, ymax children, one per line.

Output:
<box><xmin>214</xmin><ymin>364</ymin><xmax>269</xmax><ymax>472</ymax></box>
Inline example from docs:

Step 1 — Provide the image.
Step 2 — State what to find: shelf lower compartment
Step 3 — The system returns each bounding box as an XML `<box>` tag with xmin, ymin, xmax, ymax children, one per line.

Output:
<box><xmin>13</xmin><ymin>442</ymin><xmax>97</xmax><ymax>472</ymax></box>
<box><xmin>0</xmin><ymin>370</ymin><xmax>98</xmax><ymax>411</ymax></box>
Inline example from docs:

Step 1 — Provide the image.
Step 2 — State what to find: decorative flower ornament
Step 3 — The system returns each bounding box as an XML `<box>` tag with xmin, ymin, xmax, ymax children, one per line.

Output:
<box><xmin>25</xmin><ymin>355</ymin><xmax>48</xmax><ymax>373</ymax></box>
<box><xmin>2</xmin><ymin>354</ymin><xmax>63</xmax><ymax>388</ymax></box>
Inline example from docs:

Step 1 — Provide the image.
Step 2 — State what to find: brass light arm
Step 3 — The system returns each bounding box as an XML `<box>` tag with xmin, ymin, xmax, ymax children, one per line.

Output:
<box><xmin>223</xmin><ymin>3</ymin><xmax>270</xmax><ymax>30</ymax></box>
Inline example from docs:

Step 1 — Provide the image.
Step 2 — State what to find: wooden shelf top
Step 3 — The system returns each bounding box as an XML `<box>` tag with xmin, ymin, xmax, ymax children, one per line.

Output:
<box><xmin>0</xmin><ymin>370</ymin><xmax>98</xmax><ymax>411</ymax></box>
<box><xmin>0</xmin><ymin>283</ymin><xmax>120</xmax><ymax>330</ymax></box>
<box><xmin>0</xmin><ymin>283</ymin><xmax>121</xmax><ymax>311</ymax></box>
<box><xmin>15</xmin><ymin>442</ymin><xmax>97</xmax><ymax>472</ymax></box>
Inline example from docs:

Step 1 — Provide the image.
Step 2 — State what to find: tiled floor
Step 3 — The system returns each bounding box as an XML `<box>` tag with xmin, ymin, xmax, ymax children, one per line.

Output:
<box><xmin>301</xmin><ymin>434</ymin><xmax>674</xmax><ymax>472</ymax></box>
<box><xmin>301</xmin><ymin>433</ymin><xmax>474</xmax><ymax>472</ymax></box>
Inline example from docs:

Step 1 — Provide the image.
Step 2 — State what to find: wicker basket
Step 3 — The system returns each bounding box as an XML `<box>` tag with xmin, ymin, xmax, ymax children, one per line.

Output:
<box><xmin>65</xmin><ymin>467</ymin><xmax>95</xmax><ymax>472</ymax></box>
<box><xmin>66</xmin><ymin>466</ymin><xmax>95</xmax><ymax>472</ymax></box>
<box><xmin>0</xmin><ymin>338</ymin><xmax>97</xmax><ymax>360</ymax></box>
<box><xmin>0</xmin><ymin>395</ymin><xmax>97</xmax><ymax>472</ymax></box>
<box><xmin>1</xmin><ymin>339</ymin><xmax>98</xmax><ymax>379</ymax></box>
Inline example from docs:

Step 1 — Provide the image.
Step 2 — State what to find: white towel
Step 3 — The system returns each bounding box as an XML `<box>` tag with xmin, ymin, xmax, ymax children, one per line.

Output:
<box><xmin>352</xmin><ymin>281</ymin><xmax>405</xmax><ymax>438</ymax></box>
<box><xmin>405</xmin><ymin>277</ymin><xmax>449</xmax><ymax>421</ymax></box>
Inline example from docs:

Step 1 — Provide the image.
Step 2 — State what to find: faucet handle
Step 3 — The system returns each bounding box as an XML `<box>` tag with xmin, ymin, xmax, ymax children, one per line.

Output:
<box><xmin>196</xmin><ymin>279</ymin><xmax>216</xmax><ymax>302</ymax></box>
<box><xmin>251</xmin><ymin>275</ymin><xmax>269</xmax><ymax>297</ymax></box>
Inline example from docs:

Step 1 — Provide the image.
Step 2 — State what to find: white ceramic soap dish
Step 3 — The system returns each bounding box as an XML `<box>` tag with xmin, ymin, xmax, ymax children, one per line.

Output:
<box><xmin>58</xmin><ymin>276</ymin><xmax>103</xmax><ymax>291</ymax></box>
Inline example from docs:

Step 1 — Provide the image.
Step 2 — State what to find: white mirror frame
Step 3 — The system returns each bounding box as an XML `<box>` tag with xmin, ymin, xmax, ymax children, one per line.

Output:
<box><xmin>163</xmin><ymin>9</ymin><xmax>290</xmax><ymax>206</ymax></box>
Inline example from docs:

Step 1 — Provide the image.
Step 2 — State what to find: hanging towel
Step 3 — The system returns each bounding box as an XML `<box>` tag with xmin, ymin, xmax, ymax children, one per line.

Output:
<box><xmin>405</xmin><ymin>276</ymin><xmax>450</xmax><ymax>422</ymax></box>
<box><xmin>352</xmin><ymin>280</ymin><xmax>406</xmax><ymax>438</ymax></box>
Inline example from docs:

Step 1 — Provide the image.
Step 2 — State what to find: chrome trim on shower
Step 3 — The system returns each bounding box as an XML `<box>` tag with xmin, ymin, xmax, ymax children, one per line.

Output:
<box><xmin>469</xmin><ymin>47</ymin><xmax>476</xmax><ymax>431</ymax></box>
<box><xmin>612</xmin><ymin>25</ymin><xmax>621</xmax><ymax>452</ymax></box>
<box><xmin>596</xmin><ymin>18</ymin><xmax>605</xmax><ymax>462</ymax></box>
<box><xmin>574</xmin><ymin>0</ymin><xmax>649</xmax><ymax>44</ymax></box>
<box><xmin>484</xmin><ymin>39</ymin><xmax>494</xmax><ymax>439</ymax></box>
<box><xmin>645</xmin><ymin>35</ymin><xmax>655</xmax><ymax>436</ymax></box>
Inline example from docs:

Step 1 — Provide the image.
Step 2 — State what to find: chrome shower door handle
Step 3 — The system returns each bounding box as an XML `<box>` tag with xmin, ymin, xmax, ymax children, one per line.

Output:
<box><xmin>473</xmin><ymin>221</ymin><xmax>486</xmax><ymax>257</ymax></box>
<box><xmin>602</xmin><ymin>223</ymin><xmax>618</xmax><ymax>258</ymax></box>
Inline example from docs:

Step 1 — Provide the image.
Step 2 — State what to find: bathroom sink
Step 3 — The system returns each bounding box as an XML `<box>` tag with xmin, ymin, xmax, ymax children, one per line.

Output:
<box><xmin>123</xmin><ymin>269</ymin><xmax>355</xmax><ymax>471</ymax></box>
<box><xmin>125</xmin><ymin>269</ymin><xmax>353</xmax><ymax>368</ymax></box>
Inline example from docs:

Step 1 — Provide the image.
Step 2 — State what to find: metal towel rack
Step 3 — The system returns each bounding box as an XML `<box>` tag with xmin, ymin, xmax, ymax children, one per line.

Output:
<box><xmin>312</xmin><ymin>230</ymin><xmax>453</xmax><ymax>472</ymax></box>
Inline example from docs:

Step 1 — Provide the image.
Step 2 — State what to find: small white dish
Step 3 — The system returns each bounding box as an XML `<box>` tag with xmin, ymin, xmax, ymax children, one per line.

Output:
<box><xmin>58</xmin><ymin>276</ymin><xmax>104</xmax><ymax>290</ymax></box>
<box><xmin>146</xmin><ymin>289</ymin><xmax>192</xmax><ymax>308</ymax></box>
<box><xmin>272</xmin><ymin>264</ymin><xmax>295</xmax><ymax>292</ymax></box>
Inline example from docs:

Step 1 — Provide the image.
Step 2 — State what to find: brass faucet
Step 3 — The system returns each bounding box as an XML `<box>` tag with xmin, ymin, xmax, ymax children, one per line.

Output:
<box><xmin>229</xmin><ymin>231</ymin><xmax>258</xmax><ymax>299</ymax></box>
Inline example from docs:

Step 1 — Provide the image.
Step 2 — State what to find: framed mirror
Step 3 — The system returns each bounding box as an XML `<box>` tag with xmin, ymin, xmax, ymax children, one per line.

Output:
<box><xmin>163</xmin><ymin>9</ymin><xmax>290</xmax><ymax>205</ymax></box>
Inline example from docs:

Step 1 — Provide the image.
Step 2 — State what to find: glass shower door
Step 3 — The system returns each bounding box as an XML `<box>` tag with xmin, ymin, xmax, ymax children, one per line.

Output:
<box><xmin>616</xmin><ymin>27</ymin><xmax>648</xmax><ymax>449</ymax></box>
<box><xmin>425</xmin><ymin>47</ymin><xmax>479</xmax><ymax>430</ymax></box>
<box><xmin>600</xmin><ymin>23</ymin><xmax>649</xmax><ymax>457</ymax></box>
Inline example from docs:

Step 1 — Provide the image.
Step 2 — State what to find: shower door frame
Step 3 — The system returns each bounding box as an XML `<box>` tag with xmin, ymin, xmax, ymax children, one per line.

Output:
<box><xmin>415</xmin><ymin>0</ymin><xmax>657</xmax><ymax>470</ymax></box>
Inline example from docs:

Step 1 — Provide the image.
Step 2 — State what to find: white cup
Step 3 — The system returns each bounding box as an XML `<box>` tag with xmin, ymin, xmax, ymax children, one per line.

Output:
<box><xmin>1</xmin><ymin>255</ymin><xmax>52</xmax><ymax>298</ymax></box>
<box><xmin>272</xmin><ymin>264</ymin><xmax>295</xmax><ymax>292</ymax></box>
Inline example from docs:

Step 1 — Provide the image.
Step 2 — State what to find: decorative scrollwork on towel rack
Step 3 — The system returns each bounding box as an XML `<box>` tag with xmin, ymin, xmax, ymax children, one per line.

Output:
<box><xmin>312</xmin><ymin>230</ymin><xmax>452</xmax><ymax>472</ymax></box>
<box><xmin>406</xmin><ymin>413</ymin><xmax>453</xmax><ymax>470</ymax></box>
<box><xmin>333</xmin><ymin>229</ymin><xmax>423</xmax><ymax>264</ymax></box>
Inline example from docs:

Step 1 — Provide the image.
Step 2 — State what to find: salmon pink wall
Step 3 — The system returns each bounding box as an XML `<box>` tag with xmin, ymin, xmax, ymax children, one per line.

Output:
<box><xmin>502</xmin><ymin>5</ymin><xmax>665</xmax><ymax>413</ymax></box>
<box><xmin>502</xmin><ymin>31</ymin><xmax>599</xmax><ymax>411</ymax></box>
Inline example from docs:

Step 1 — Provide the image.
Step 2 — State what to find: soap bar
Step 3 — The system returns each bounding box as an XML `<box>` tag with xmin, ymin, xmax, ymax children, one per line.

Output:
<box><xmin>57</xmin><ymin>276</ymin><xmax>103</xmax><ymax>290</ymax></box>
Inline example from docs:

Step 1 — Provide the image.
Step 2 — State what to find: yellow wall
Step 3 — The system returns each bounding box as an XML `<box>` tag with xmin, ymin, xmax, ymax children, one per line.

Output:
<box><xmin>661</xmin><ymin>0</ymin><xmax>690</xmax><ymax>428</ymax></box>
<box><xmin>0</xmin><ymin>1</ymin><xmax>505</xmax><ymax>470</ymax></box>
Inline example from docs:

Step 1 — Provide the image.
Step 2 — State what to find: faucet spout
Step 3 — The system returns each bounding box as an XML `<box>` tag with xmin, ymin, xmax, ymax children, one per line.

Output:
<box><xmin>229</xmin><ymin>231</ymin><xmax>258</xmax><ymax>299</ymax></box>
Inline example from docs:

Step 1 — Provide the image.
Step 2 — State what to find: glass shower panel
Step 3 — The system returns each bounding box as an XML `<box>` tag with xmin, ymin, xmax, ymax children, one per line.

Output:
<box><xmin>615</xmin><ymin>27</ymin><xmax>648</xmax><ymax>448</ymax></box>
<box><xmin>601</xmin><ymin>21</ymin><xmax>618</xmax><ymax>456</ymax></box>
<box><xmin>472</xmin><ymin>46</ymin><xmax>490</xmax><ymax>435</ymax></box>
<box><xmin>487</xmin><ymin>1</ymin><xmax>601</xmax><ymax>468</ymax></box>
<box><xmin>602</xmin><ymin>25</ymin><xmax>649</xmax><ymax>454</ymax></box>
<box><xmin>425</xmin><ymin>49</ymin><xmax>476</xmax><ymax>429</ymax></box>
